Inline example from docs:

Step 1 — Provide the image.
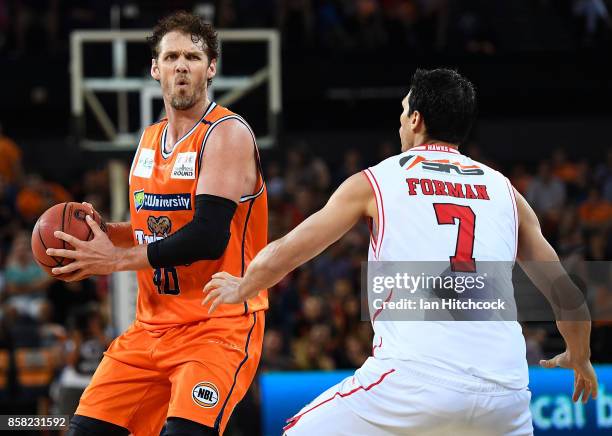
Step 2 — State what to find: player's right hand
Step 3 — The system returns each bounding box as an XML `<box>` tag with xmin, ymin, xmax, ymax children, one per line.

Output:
<box><xmin>540</xmin><ymin>351</ymin><xmax>598</xmax><ymax>403</ymax></box>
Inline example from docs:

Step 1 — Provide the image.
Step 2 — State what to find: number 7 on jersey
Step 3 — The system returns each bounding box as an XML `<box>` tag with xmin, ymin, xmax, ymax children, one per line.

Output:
<box><xmin>433</xmin><ymin>203</ymin><xmax>477</xmax><ymax>273</ymax></box>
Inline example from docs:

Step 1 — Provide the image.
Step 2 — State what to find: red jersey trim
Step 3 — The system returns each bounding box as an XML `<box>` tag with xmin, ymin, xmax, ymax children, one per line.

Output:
<box><xmin>372</xmin><ymin>289</ymin><xmax>393</xmax><ymax>323</ymax></box>
<box><xmin>505</xmin><ymin>177</ymin><xmax>519</xmax><ymax>262</ymax></box>
<box><xmin>363</xmin><ymin>169</ymin><xmax>385</xmax><ymax>259</ymax></box>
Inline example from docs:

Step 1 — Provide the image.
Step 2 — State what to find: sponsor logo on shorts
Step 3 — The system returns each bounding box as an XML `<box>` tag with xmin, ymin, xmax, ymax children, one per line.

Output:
<box><xmin>192</xmin><ymin>382</ymin><xmax>219</xmax><ymax>408</ymax></box>
<box><xmin>133</xmin><ymin>189</ymin><xmax>191</xmax><ymax>212</ymax></box>
<box><xmin>171</xmin><ymin>152</ymin><xmax>197</xmax><ymax>179</ymax></box>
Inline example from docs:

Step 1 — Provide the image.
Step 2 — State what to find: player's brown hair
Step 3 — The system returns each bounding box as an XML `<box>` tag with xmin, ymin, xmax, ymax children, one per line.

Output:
<box><xmin>147</xmin><ymin>11</ymin><xmax>219</xmax><ymax>86</ymax></box>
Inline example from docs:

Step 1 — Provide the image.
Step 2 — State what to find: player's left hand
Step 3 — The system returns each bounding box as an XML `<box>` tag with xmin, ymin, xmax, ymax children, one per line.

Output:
<box><xmin>46</xmin><ymin>215</ymin><xmax>118</xmax><ymax>282</ymax></box>
<box><xmin>540</xmin><ymin>351</ymin><xmax>598</xmax><ymax>403</ymax></box>
<box><xmin>203</xmin><ymin>272</ymin><xmax>252</xmax><ymax>314</ymax></box>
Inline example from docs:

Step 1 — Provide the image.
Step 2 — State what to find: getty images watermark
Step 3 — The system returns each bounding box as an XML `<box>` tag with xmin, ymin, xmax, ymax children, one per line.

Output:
<box><xmin>361</xmin><ymin>261</ymin><xmax>607</xmax><ymax>322</ymax></box>
<box><xmin>371</xmin><ymin>272</ymin><xmax>507</xmax><ymax>311</ymax></box>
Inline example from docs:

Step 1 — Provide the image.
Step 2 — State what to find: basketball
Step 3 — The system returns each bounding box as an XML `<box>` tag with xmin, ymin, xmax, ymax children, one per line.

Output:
<box><xmin>30</xmin><ymin>202</ymin><xmax>107</xmax><ymax>275</ymax></box>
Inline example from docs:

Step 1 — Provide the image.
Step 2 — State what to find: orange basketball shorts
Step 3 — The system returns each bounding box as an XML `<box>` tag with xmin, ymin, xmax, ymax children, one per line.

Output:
<box><xmin>75</xmin><ymin>311</ymin><xmax>264</xmax><ymax>436</ymax></box>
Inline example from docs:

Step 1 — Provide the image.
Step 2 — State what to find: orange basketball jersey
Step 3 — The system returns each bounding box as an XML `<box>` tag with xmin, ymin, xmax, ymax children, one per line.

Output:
<box><xmin>128</xmin><ymin>102</ymin><xmax>268</xmax><ymax>329</ymax></box>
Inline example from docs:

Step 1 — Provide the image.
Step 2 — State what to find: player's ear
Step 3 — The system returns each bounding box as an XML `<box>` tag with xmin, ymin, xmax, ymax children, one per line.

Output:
<box><xmin>207</xmin><ymin>58</ymin><xmax>217</xmax><ymax>81</ymax></box>
<box><xmin>410</xmin><ymin>110</ymin><xmax>422</xmax><ymax>133</ymax></box>
<box><xmin>151</xmin><ymin>58</ymin><xmax>160</xmax><ymax>82</ymax></box>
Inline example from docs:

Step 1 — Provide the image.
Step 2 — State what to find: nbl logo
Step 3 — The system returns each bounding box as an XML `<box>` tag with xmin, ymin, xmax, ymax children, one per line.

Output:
<box><xmin>192</xmin><ymin>382</ymin><xmax>220</xmax><ymax>408</ymax></box>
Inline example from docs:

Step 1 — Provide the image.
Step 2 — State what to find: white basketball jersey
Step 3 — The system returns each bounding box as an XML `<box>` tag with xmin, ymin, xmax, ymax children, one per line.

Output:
<box><xmin>364</xmin><ymin>144</ymin><xmax>528</xmax><ymax>389</ymax></box>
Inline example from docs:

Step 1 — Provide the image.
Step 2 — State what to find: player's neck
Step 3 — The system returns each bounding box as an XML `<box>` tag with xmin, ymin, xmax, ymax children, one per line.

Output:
<box><xmin>165</xmin><ymin>97</ymin><xmax>210</xmax><ymax>148</ymax></box>
<box><xmin>413</xmin><ymin>139</ymin><xmax>458</xmax><ymax>150</ymax></box>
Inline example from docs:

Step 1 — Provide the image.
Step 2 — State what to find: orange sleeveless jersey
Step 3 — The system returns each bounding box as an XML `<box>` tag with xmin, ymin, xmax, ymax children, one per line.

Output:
<box><xmin>128</xmin><ymin>102</ymin><xmax>268</xmax><ymax>329</ymax></box>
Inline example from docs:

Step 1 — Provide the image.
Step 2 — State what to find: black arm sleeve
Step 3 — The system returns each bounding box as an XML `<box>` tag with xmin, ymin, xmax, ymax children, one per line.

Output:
<box><xmin>147</xmin><ymin>194</ymin><xmax>237</xmax><ymax>268</ymax></box>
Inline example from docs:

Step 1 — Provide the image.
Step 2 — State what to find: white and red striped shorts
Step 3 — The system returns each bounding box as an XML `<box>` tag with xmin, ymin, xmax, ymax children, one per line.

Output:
<box><xmin>284</xmin><ymin>357</ymin><xmax>533</xmax><ymax>436</ymax></box>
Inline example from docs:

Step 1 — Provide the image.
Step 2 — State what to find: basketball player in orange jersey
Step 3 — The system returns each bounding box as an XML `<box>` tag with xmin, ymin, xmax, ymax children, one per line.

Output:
<box><xmin>204</xmin><ymin>69</ymin><xmax>598</xmax><ymax>435</ymax></box>
<box><xmin>46</xmin><ymin>11</ymin><xmax>267</xmax><ymax>436</ymax></box>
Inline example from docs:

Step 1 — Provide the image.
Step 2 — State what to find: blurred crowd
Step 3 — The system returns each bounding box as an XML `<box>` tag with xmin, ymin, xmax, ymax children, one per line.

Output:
<box><xmin>0</xmin><ymin>123</ymin><xmax>610</xmax><ymax>427</ymax></box>
<box><xmin>1</xmin><ymin>0</ymin><xmax>611</xmax><ymax>58</ymax></box>
<box><xmin>0</xmin><ymin>124</ymin><xmax>112</xmax><ymax>421</ymax></box>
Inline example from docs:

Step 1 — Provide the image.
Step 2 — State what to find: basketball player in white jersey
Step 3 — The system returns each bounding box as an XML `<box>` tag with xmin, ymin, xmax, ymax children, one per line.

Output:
<box><xmin>203</xmin><ymin>69</ymin><xmax>598</xmax><ymax>435</ymax></box>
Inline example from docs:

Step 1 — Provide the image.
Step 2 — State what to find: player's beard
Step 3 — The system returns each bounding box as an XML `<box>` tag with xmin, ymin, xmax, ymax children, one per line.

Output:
<box><xmin>170</xmin><ymin>88</ymin><xmax>197</xmax><ymax>111</ymax></box>
<box><xmin>169</xmin><ymin>82</ymin><xmax>206</xmax><ymax>111</ymax></box>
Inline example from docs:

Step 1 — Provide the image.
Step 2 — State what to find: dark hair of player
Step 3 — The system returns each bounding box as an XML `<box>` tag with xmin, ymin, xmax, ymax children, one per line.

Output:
<box><xmin>408</xmin><ymin>68</ymin><xmax>477</xmax><ymax>145</ymax></box>
<box><xmin>147</xmin><ymin>11</ymin><xmax>219</xmax><ymax>86</ymax></box>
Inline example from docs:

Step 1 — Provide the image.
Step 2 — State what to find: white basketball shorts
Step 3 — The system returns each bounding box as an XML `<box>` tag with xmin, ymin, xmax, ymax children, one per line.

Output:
<box><xmin>284</xmin><ymin>357</ymin><xmax>533</xmax><ymax>436</ymax></box>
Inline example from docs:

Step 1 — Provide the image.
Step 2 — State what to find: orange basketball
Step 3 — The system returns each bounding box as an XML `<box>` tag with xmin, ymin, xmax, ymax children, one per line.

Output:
<box><xmin>31</xmin><ymin>202</ymin><xmax>107</xmax><ymax>276</ymax></box>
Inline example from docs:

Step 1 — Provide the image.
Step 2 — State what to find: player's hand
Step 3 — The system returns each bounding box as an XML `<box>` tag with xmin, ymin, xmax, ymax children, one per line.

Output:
<box><xmin>202</xmin><ymin>272</ymin><xmax>253</xmax><ymax>314</ymax></box>
<box><xmin>540</xmin><ymin>351</ymin><xmax>598</xmax><ymax>403</ymax></box>
<box><xmin>46</xmin><ymin>215</ymin><xmax>118</xmax><ymax>281</ymax></box>
<box><xmin>81</xmin><ymin>201</ymin><xmax>97</xmax><ymax>216</ymax></box>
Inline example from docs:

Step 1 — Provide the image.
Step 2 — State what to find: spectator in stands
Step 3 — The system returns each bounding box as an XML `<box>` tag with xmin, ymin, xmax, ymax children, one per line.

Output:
<box><xmin>557</xmin><ymin>205</ymin><xmax>585</xmax><ymax>259</ymax></box>
<box><xmin>0</xmin><ymin>175</ymin><xmax>20</xmax><ymax>261</ymax></box>
<box><xmin>310</xmin><ymin>157</ymin><xmax>331</xmax><ymax>194</ymax></box>
<box><xmin>579</xmin><ymin>187</ymin><xmax>612</xmax><ymax>229</ymax></box>
<box><xmin>55</xmin><ymin>304</ymin><xmax>110</xmax><ymax>420</ymax></box>
<box><xmin>283</xmin><ymin>144</ymin><xmax>311</xmax><ymax>196</ymax></box>
<box><xmin>16</xmin><ymin>174</ymin><xmax>70</xmax><ymax>226</ymax></box>
<box><xmin>283</xmin><ymin>187</ymin><xmax>317</xmax><ymax>228</ymax></box>
<box><xmin>523</xmin><ymin>326</ymin><xmax>547</xmax><ymax>365</ymax></box>
<box><xmin>261</xmin><ymin>328</ymin><xmax>295</xmax><ymax>371</ymax></box>
<box><xmin>381</xmin><ymin>0</ymin><xmax>420</xmax><ymax>51</ymax></box>
<box><xmin>552</xmin><ymin>148</ymin><xmax>579</xmax><ymax>183</ymax></box>
<box><xmin>345</xmin><ymin>0</ymin><xmax>388</xmax><ymax>51</ymax></box>
<box><xmin>526</xmin><ymin>161</ymin><xmax>566</xmax><ymax>217</ymax></box>
<box><xmin>293</xmin><ymin>323</ymin><xmax>335</xmax><ymax>369</ymax></box>
<box><xmin>338</xmin><ymin>334</ymin><xmax>369</xmax><ymax>368</ymax></box>
<box><xmin>70</xmin><ymin>167</ymin><xmax>110</xmax><ymax>219</ymax></box>
<box><xmin>0</xmin><ymin>123</ymin><xmax>23</xmax><ymax>187</ymax></box>
<box><xmin>571</xmin><ymin>159</ymin><xmax>592</xmax><ymax>203</ymax></box>
<box><xmin>510</xmin><ymin>164</ymin><xmax>533</xmax><ymax>196</ymax></box>
<box><xmin>2</xmin><ymin>231</ymin><xmax>52</xmax><ymax>321</ymax></box>
<box><xmin>552</xmin><ymin>149</ymin><xmax>592</xmax><ymax>201</ymax></box>
<box><xmin>595</xmin><ymin>149</ymin><xmax>612</xmax><ymax>202</ymax></box>
<box><xmin>334</xmin><ymin>149</ymin><xmax>363</xmax><ymax>187</ymax></box>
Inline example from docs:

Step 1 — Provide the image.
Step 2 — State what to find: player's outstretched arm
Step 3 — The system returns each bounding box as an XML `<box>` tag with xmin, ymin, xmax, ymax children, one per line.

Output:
<box><xmin>515</xmin><ymin>188</ymin><xmax>598</xmax><ymax>403</ymax></box>
<box><xmin>203</xmin><ymin>172</ymin><xmax>375</xmax><ymax>312</ymax></box>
